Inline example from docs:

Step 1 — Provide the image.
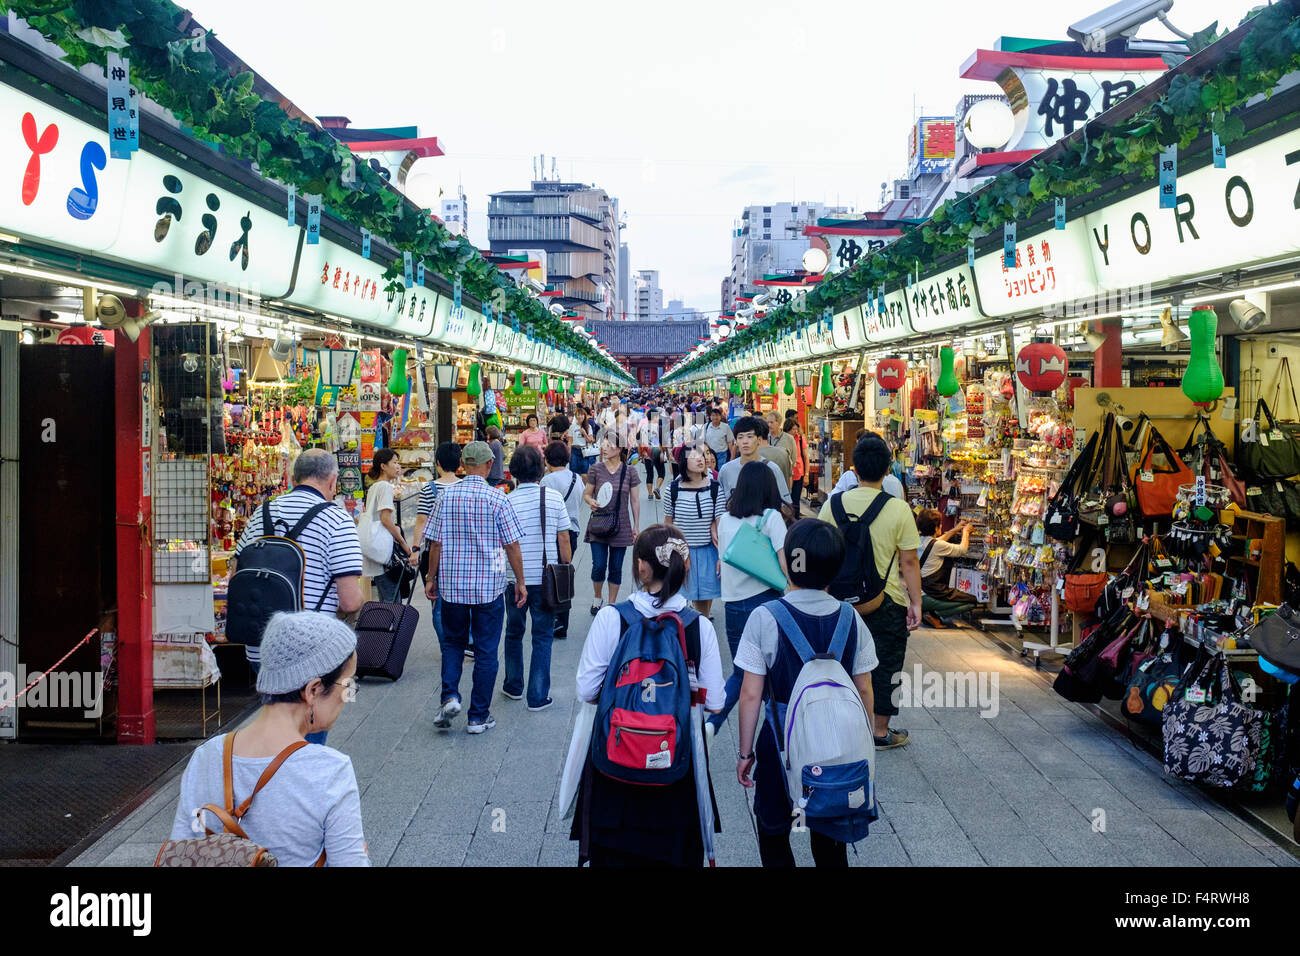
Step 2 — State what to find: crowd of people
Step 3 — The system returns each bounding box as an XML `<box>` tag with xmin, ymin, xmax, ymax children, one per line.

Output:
<box><xmin>172</xmin><ymin>389</ymin><xmax>957</xmax><ymax>869</ymax></box>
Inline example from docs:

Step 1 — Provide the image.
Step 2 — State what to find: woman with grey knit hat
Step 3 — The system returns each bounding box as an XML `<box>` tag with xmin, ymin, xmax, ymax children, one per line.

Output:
<box><xmin>169</xmin><ymin>612</ymin><xmax>370</xmax><ymax>866</ymax></box>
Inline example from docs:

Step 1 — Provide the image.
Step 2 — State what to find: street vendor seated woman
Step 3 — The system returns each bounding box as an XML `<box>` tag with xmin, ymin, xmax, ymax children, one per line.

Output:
<box><xmin>916</xmin><ymin>508</ymin><xmax>980</xmax><ymax>628</ymax></box>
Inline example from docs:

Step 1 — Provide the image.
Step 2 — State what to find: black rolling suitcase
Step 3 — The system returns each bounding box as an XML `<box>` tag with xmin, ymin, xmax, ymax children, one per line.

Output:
<box><xmin>354</xmin><ymin>573</ymin><xmax>420</xmax><ymax>681</ymax></box>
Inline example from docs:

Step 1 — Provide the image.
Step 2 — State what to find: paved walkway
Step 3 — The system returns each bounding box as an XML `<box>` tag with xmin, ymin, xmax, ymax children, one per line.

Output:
<box><xmin>74</xmin><ymin>482</ymin><xmax>1297</xmax><ymax>867</ymax></box>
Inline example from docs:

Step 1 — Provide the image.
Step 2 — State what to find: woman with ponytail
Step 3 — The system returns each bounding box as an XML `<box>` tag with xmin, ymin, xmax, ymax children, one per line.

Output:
<box><xmin>362</xmin><ymin>448</ymin><xmax>415</xmax><ymax>603</ymax></box>
<box><xmin>571</xmin><ymin>524</ymin><xmax>725</xmax><ymax>867</ymax></box>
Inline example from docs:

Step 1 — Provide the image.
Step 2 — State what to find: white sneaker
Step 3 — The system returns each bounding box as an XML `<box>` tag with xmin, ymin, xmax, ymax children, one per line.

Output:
<box><xmin>467</xmin><ymin>715</ymin><xmax>496</xmax><ymax>735</ymax></box>
<box><xmin>434</xmin><ymin>698</ymin><xmax>462</xmax><ymax>729</ymax></box>
<box><xmin>501</xmin><ymin>689</ymin><xmax>524</xmax><ymax>701</ymax></box>
<box><xmin>704</xmin><ymin>721</ymin><xmax>716</xmax><ymax>752</ymax></box>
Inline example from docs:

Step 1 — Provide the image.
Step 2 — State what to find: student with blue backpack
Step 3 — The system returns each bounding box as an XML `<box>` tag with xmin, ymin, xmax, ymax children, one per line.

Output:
<box><xmin>735</xmin><ymin>519</ymin><xmax>878</xmax><ymax>867</ymax></box>
<box><xmin>571</xmin><ymin>524</ymin><xmax>725</xmax><ymax>867</ymax></box>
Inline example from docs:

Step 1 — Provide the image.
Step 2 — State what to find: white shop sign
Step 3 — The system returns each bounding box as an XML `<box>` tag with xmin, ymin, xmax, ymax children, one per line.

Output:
<box><xmin>0</xmin><ymin>81</ymin><xmax>300</xmax><ymax>295</ymax></box>
<box><xmin>972</xmin><ymin>219</ymin><xmax>1098</xmax><ymax>318</ymax></box>
<box><xmin>831</xmin><ymin>305</ymin><xmax>869</xmax><ymax>351</ymax></box>
<box><xmin>802</xmin><ymin>316</ymin><xmax>836</xmax><ymax>356</ymax></box>
<box><xmin>862</xmin><ymin>287</ymin><xmax>912</xmax><ymax>344</ymax></box>
<box><xmin>1083</xmin><ymin>127</ymin><xmax>1300</xmax><ymax>291</ymax></box>
<box><xmin>904</xmin><ymin>263</ymin><xmax>981</xmax><ymax>333</ymax></box>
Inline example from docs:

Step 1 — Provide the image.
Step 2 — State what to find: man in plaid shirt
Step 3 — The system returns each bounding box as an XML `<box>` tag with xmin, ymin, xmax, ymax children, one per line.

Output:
<box><xmin>424</xmin><ymin>442</ymin><xmax>528</xmax><ymax>734</ymax></box>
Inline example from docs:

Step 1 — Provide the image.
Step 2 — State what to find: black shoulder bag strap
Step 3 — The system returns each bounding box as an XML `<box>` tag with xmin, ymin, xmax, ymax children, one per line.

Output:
<box><xmin>920</xmin><ymin>539</ymin><xmax>937</xmax><ymax>568</ymax></box>
<box><xmin>830</xmin><ymin>492</ymin><xmax>849</xmax><ymax>528</ymax></box>
<box><xmin>539</xmin><ymin>482</ymin><xmax>550</xmax><ymax>573</ymax></box>
<box><xmin>285</xmin><ymin>501</ymin><xmax>333</xmax><ymax>541</ymax></box>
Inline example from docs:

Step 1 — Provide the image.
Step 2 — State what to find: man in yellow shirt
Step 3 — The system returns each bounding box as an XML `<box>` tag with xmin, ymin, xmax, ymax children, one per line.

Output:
<box><xmin>817</xmin><ymin>434</ymin><xmax>921</xmax><ymax>749</ymax></box>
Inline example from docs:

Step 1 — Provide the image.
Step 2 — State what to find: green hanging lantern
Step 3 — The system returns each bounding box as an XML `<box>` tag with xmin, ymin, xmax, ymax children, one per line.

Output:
<box><xmin>784</xmin><ymin>369</ymin><xmax>794</xmax><ymax>395</ymax></box>
<box><xmin>937</xmin><ymin>346</ymin><xmax>959</xmax><ymax>397</ymax></box>
<box><xmin>1181</xmin><ymin>306</ymin><xmax>1225</xmax><ymax>404</ymax></box>
<box><xmin>512</xmin><ymin>369</ymin><xmax>523</xmax><ymax>394</ymax></box>
<box><xmin>769</xmin><ymin>371</ymin><xmax>778</xmax><ymax>394</ymax></box>
<box><xmin>467</xmin><ymin>361</ymin><xmax>482</xmax><ymax>398</ymax></box>
<box><xmin>729</xmin><ymin>377</ymin><xmax>741</xmax><ymax>396</ymax></box>
<box><xmin>386</xmin><ymin>348</ymin><xmax>409</xmax><ymax>396</ymax></box>
<box><xmin>541</xmin><ymin>373</ymin><xmax>550</xmax><ymax>393</ymax></box>
<box><xmin>820</xmin><ymin>363</ymin><xmax>834</xmax><ymax>396</ymax></box>
<box><xmin>570</xmin><ymin>378</ymin><xmax>579</xmax><ymax>394</ymax></box>
<box><xmin>750</xmin><ymin>374</ymin><xmax>758</xmax><ymax>393</ymax></box>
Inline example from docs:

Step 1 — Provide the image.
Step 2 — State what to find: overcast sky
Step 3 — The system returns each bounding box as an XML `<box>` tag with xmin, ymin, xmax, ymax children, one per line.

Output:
<box><xmin>183</xmin><ymin>0</ymin><xmax>1258</xmax><ymax>315</ymax></box>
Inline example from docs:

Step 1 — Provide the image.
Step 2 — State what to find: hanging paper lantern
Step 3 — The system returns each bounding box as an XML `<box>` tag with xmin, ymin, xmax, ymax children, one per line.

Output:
<box><xmin>512</xmin><ymin>369</ymin><xmax>523</xmax><ymax>395</ymax></box>
<box><xmin>769</xmin><ymin>371</ymin><xmax>778</xmax><ymax>394</ymax></box>
<box><xmin>820</xmin><ymin>363</ymin><xmax>834</xmax><ymax>396</ymax></box>
<box><xmin>1181</xmin><ymin>306</ymin><xmax>1225</xmax><ymax>404</ymax></box>
<box><xmin>730</xmin><ymin>377</ymin><xmax>741</xmax><ymax>395</ymax></box>
<box><xmin>467</xmin><ymin>362</ymin><xmax>482</xmax><ymax>398</ymax></box>
<box><xmin>386</xmin><ymin>348</ymin><xmax>409</xmax><ymax>396</ymax></box>
<box><xmin>783</xmin><ymin>369</ymin><xmax>794</xmax><ymax>395</ymax></box>
<box><xmin>875</xmin><ymin>356</ymin><xmax>907</xmax><ymax>394</ymax></box>
<box><xmin>540</xmin><ymin>373</ymin><xmax>549</xmax><ymax>392</ymax></box>
<box><xmin>1015</xmin><ymin>337</ymin><xmax>1068</xmax><ymax>395</ymax></box>
<box><xmin>937</xmin><ymin>346</ymin><xmax>959</xmax><ymax>397</ymax></box>
<box><xmin>750</xmin><ymin>374</ymin><xmax>758</xmax><ymax>393</ymax></box>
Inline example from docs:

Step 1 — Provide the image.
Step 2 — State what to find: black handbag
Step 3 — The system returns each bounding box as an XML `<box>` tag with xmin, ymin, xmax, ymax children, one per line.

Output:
<box><xmin>539</xmin><ymin>483</ymin><xmax>575</xmax><ymax>611</ymax></box>
<box><xmin>1045</xmin><ymin>430</ymin><xmax>1099</xmax><ymax>542</ymax></box>
<box><xmin>586</xmin><ymin>463</ymin><xmax>626</xmax><ymax>541</ymax></box>
<box><xmin>1244</xmin><ymin>604</ymin><xmax>1300</xmax><ymax>674</ymax></box>
<box><xmin>1239</xmin><ymin>398</ymin><xmax>1300</xmax><ymax>480</ymax></box>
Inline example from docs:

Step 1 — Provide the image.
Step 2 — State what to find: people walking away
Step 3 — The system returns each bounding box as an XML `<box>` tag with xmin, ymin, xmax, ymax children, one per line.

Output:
<box><xmin>543</xmin><ymin>440</ymin><xmax>584</xmax><ymax>640</ymax></box>
<box><xmin>569</xmin><ymin>405</ymin><xmax>597</xmax><ymax>474</ymax></box>
<box><xmin>485</xmin><ymin>425</ymin><xmax>507</xmax><ymax>486</ymax></box>
<box><xmin>547</xmin><ymin>413</ymin><xmax>571</xmax><ymax>447</ymax></box>
<box><xmin>502</xmin><ymin>446</ymin><xmax>572</xmax><ymax>711</ymax></box>
<box><xmin>571</xmin><ymin>524</ymin><xmax>724</xmax><ymax>866</ymax></box>
<box><xmin>916</xmin><ymin>509</ymin><xmax>979</xmax><ymax>626</ymax></box>
<box><xmin>718</xmin><ymin>416</ymin><xmax>792</xmax><ymax>506</ymax></box>
<box><xmin>703</xmin><ymin>405</ymin><xmax>736</xmax><ymax>469</ymax></box>
<box><xmin>734</xmin><ymin>519</ymin><xmax>877</xmax><ymax>867</ymax></box>
<box><xmin>166</xmin><ymin>612</ymin><xmax>369</xmax><ymax>866</ymax></box>
<box><xmin>762</xmin><ymin>411</ymin><xmax>795</xmax><ymax>489</ymax></box>
<box><xmin>639</xmin><ymin>405</ymin><xmax>667</xmax><ymax>499</ymax></box>
<box><xmin>520</xmin><ymin>414</ymin><xmax>548</xmax><ymax>451</ymax></box>
<box><xmin>424</xmin><ymin>441</ymin><xmax>528</xmax><ymax>735</ymax></box>
<box><xmin>228</xmin><ymin>447</ymin><xmax>362</xmax><ymax>744</ymax></box>
<box><xmin>818</xmin><ymin>434</ymin><xmax>922</xmax><ymax>749</ymax></box>
<box><xmin>665</xmin><ymin>442</ymin><xmax>724</xmax><ymax>617</ymax></box>
<box><xmin>413</xmin><ymin>442</ymin><xmax>462</xmax><ymax>644</ymax></box>
<box><xmin>361</xmin><ymin>448</ymin><xmax>416</xmax><ymax>604</ymax></box>
<box><xmin>784</xmin><ymin>418</ymin><xmax>808</xmax><ymax>517</ymax></box>
<box><xmin>709</xmin><ymin>461</ymin><xmax>788</xmax><ymax>744</ymax></box>
<box><xmin>833</xmin><ymin>431</ymin><xmax>905</xmax><ymax>499</ymax></box>
<box><xmin>583</xmin><ymin>429</ymin><xmax>642</xmax><ymax>615</ymax></box>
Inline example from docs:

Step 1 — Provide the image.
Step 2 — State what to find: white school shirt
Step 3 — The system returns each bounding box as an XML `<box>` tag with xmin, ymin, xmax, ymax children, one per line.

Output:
<box><xmin>577</xmin><ymin>590</ymin><xmax>725</xmax><ymax>711</ymax></box>
<box><xmin>832</xmin><ymin>470</ymin><xmax>905</xmax><ymax>499</ymax></box>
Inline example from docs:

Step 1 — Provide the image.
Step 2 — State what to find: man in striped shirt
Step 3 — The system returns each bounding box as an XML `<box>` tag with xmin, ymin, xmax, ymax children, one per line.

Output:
<box><xmin>232</xmin><ymin>449</ymin><xmax>363</xmax><ymax>744</ymax></box>
<box><xmin>424</xmin><ymin>441</ymin><xmax>528</xmax><ymax>735</ymax></box>
<box><xmin>502</xmin><ymin>446</ymin><xmax>572</xmax><ymax>711</ymax></box>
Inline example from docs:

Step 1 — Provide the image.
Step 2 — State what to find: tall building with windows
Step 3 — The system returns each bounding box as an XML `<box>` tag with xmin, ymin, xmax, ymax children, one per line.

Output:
<box><xmin>618</xmin><ymin>242</ymin><xmax>630</xmax><ymax>319</ymax></box>
<box><xmin>634</xmin><ymin>269</ymin><xmax>663</xmax><ymax>322</ymax></box>
<box><xmin>720</xmin><ymin>201</ymin><xmax>852</xmax><ymax>310</ymax></box>
<box><xmin>488</xmin><ymin>176</ymin><xmax>620</xmax><ymax>324</ymax></box>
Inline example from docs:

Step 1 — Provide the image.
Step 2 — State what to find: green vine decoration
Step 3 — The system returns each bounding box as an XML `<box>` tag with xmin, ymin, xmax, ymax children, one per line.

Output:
<box><xmin>0</xmin><ymin>0</ymin><xmax>626</xmax><ymax>379</ymax></box>
<box><xmin>668</xmin><ymin>1</ymin><xmax>1300</xmax><ymax>382</ymax></box>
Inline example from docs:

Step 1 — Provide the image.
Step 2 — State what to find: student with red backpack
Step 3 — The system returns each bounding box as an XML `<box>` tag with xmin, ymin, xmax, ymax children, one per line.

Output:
<box><xmin>735</xmin><ymin>519</ymin><xmax>878</xmax><ymax>867</ymax></box>
<box><xmin>571</xmin><ymin>524</ymin><xmax>725</xmax><ymax>867</ymax></box>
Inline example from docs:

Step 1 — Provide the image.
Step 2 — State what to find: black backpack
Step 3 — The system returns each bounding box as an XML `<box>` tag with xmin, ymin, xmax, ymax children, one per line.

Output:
<box><xmin>668</xmin><ymin>477</ymin><xmax>719</xmax><ymax>521</ymax></box>
<box><xmin>827</xmin><ymin>491</ymin><xmax>896</xmax><ymax>614</ymax></box>
<box><xmin>226</xmin><ymin>499</ymin><xmax>333</xmax><ymax>647</ymax></box>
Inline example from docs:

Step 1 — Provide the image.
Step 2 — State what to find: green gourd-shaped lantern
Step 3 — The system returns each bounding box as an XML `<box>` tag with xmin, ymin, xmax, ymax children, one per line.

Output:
<box><xmin>784</xmin><ymin>369</ymin><xmax>794</xmax><ymax>395</ymax></box>
<box><xmin>466</xmin><ymin>361</ymin><xmax>482</xmax><ymax>398</ymax></box>
<box><xmin>540</xmin><ymin>373</ymin><xmax>549</xmax><ymax>393</ymax></box>
<box><xmin>820</xmin><ymin>363</ymin><xmax>834</xmax><ymax>396</ymax></box>
<box><xmin>386</xmin><ymin>348</ymin><xmax>409</xmax><ymax>396</ymax></box>
<box><xmin>750</xmin><ymin>374</ymin><xmax>758</xmax><ymax>393</ymax></box>
<box><xmin>769</xmin><ymin>372</ymin><xmax>778</xmax><ymax>394</ymax></box>
<box><xmin>937</xmin><ymin>346</ymin><xmax>959</xmax><ymax>397</ymax></box>
<box><xmin>512</xmin><ymin>369</ymin><xmax>523</xmax><ymax>395</ymax></box>
<box><xmin>1181</xmin><ymin>306</ymin><xmax>1225</xmax><ymax>404</ymax></box>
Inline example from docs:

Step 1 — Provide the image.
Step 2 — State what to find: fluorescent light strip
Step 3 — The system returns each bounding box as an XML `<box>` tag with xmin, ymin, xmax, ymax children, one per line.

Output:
<box><xmin>1184</xmin><ymin>280</ymin><xmax>1300</xmax><ymax>305</ymax></box>
<box><xmin>0</xmin><ymin>262</ymin><xmax>137</xmax><ymax>296</ymax></box>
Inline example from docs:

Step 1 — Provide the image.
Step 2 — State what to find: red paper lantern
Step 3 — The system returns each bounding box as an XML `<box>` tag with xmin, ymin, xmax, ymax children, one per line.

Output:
<box><xmin>875</xmin><ymin>357</ymin><xmax>907</xmax><ymax>393</ymax></box>
<box><xmin>1015</xmin><ymin>338</ymin><xmax>1068</xmax><ymax>395</ymax></box>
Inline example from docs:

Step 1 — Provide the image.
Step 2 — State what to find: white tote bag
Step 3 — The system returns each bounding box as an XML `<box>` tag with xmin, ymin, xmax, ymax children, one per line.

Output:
<box><xmin>557</xmin><ymin>701</ymin><xmax>597</xmax><ymax>821</ymax></box>
<box><xmin>357</xmin><ymin>484</ymin><xmax>395</xmax><ymax>564</ymax></box>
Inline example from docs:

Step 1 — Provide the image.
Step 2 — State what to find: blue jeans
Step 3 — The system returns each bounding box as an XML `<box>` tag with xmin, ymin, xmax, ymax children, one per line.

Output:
<box><xmin>570</xmin><ymin>447</ymin><xmax>591</xmax><ymax>475</ymax></box>
<box><xmin>502</xmin><ymin>583</ymin><xmax>556</xmax><ymax>707</ymax></box>
<box><xmin>439</xmin><ymin>596</ymin><xmax>505</xmax><ymax>723</ymax></box>
<box><xmin>713</xmin><ymin>449</ymin><xmax>730</xmax><ymax>469</ymax></box>
<box><xmin>590</xmin><ymin>541</ymin><xmax>627</xmax><ymax>585</ymax></box>
<box><xmin>710</xmin><ymin>588</ymin><xmax>782</xmax><ymax>730</ymax></box>
<box><xmin>248</xmin><ymin>660</ymin><xmax>327</xmax><ymax>745</ymax></box>
<box><xmin>374</xmin><ymin>573</ymin><xmax>400</xmax><ymax>604</ymax></box>
<box><xmin>429</xmin><ymin>596</ymin><xmax>444</xmax><ymax>643</ymax></box>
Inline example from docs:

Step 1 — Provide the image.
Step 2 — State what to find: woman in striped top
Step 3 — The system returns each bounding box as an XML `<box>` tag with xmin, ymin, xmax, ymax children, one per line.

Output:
<box><xmin>665</xmin><ymin>442</ymin><xmax>725</xmax><ymax>617</ymax></box>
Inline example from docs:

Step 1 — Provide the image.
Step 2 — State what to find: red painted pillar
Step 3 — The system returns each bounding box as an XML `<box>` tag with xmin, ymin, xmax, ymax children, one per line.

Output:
<box><xmin>115</xmin><ymin>329</ymin><xmax>154</xmax><ymax>745</ymax></box>
<box><xmin>1093</xmin><ymin>318</ymin><xmax>1123</xmax><ymax>388</ymax></box>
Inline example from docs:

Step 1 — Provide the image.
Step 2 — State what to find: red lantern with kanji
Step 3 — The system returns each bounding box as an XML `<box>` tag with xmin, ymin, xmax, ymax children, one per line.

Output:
<box><xmin>875</xmin><ymin>356</ymin><xmax>907</xmax><ymax>393</ymax></box>
<box><xmin>1016</xmin><ymin>338</ymin><xmax>1068</xmax><ymax>395</ymax></box>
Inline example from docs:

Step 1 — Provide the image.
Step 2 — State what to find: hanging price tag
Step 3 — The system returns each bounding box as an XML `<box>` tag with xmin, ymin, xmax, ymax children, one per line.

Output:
<box><xmin>1003</xmin><ymin>222</ymin><xmax>1016</xmax><ymax>268</ymax></box>
<box><xmin>1212</xmin><ymin>132</ymin><xmax>1226</xmax><ymax>169</ymax></box>
<box><xmin>1140</xmin><ymin>470</ymin><xmax>1154</xmax><ymax>482</ymax></box>
<box><xmin>1158</xmin><ymin>144</ymin><xmax>1177</xmax><ymax>209</ymax></box>
<box><xmin>286</xmin><ymin>184</ymin><xmax>297</xmax><ymax>226</ymax></box>
<box><xmin>403</xmin><ymin>251</ymin><xmax>414</xmax><ymax>289</ymax></box>
<box><xmin>416</xmin><ymin>260</ymin><xmax>425</xmax><ymax>286</ymax></box>
<box><xmin>967</xmin><ymin>241</ymin><xmax>975</xmax><ymax>267</ymax></box>
<box><xmin>1054</xmin><ymin>198</ymin><xmax>1065</xmax><ymax>230</ymax></box>
<box><xmin>454</xmin><ymin>277</ymin><xmax>462</xmax><ymax>311</ymax></box>
<box><xmin>361</xmin><ymin>228</ymin><xmax>371</xmax><ymax>259</ymax></box>
<box><xmin>305</xmin><ymin>194</ymin><xmax>322</xmax><ymax>245</ymax></box>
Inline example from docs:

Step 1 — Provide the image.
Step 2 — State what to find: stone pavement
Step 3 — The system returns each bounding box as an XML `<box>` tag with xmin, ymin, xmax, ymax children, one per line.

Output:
<box><xmin>73</xmin><ymin>482</ymin><xmax>1298</xmax><ymax>867</ymax></box>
